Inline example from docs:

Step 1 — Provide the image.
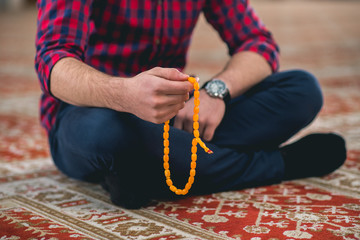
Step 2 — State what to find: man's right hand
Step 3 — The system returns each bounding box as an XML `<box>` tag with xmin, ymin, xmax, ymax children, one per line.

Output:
<box><xmin>51</xmin><ymin>59</ymin><xmax>192</xmax><ymax>124</ymax></box>
<box><xmin>107</xmin><ymin>67</ymin><xmax>193</xmax><ymax>124</ymax></box>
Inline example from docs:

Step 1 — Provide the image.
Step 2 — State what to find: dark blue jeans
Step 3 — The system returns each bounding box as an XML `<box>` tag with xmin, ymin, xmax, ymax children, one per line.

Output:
<box><xmin>49</xmin><ymin>70</ymin><xmax>323</xmax><ymax>198</ymax></box>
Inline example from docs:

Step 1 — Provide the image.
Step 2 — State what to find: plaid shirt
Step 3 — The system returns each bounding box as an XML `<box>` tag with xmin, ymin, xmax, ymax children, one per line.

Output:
<box><xmin>35</xmin><ymin>0</ymin><xmax>279</xmax><ymax>133</ymax></box>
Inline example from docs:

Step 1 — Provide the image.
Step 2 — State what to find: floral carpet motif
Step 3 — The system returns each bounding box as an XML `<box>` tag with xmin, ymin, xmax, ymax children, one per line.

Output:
<box><xmin>1</xmin><ymin>1</ymin><xmax>360</xmax><ymax>239</ymax></box>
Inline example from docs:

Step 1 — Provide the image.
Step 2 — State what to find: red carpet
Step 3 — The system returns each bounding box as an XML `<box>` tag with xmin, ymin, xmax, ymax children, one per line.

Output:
<box><xmin>1</xmin><ymin>1</ymin><xmax>359</xmax><ymax>239</ymax></box>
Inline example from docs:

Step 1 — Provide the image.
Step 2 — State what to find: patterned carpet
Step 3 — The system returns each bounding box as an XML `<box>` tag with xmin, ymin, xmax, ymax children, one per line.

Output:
<box><xmin>1</xmin><ymin>1</ymin><xmax>359</xmax><ymax>239</ymax></box>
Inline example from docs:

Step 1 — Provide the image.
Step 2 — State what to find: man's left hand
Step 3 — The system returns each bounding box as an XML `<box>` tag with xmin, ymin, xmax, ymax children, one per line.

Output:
<box><xmin>173</xmin><ymin>89</ymin><xmax>225</xmax><ymax>141</ymax></box>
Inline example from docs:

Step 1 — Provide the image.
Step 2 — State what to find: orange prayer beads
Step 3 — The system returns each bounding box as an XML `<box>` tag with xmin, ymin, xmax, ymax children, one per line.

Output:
<box><xmin>163</xmin><ymin>76</ymin><xmax>213</xmax><ymax>195</ymax></box>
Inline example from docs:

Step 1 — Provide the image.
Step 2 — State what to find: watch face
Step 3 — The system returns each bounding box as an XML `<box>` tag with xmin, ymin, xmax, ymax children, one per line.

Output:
<box><xmin>206</xmin><ymin>79</ymin><xmax>227</xmax><ymax>97</ymax></box>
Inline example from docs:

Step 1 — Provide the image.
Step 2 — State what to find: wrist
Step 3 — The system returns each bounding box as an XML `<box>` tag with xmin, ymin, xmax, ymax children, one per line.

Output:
<box><xmin>100</xmin><ymin>76</ymin><xmax>127</xmax><ymax>111</ymax></box>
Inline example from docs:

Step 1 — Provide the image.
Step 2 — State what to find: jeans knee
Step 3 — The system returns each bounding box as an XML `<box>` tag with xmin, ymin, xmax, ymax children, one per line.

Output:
<box><xmin>54</xmin><ymin>107</ymin><xmax>139</xmax><ymax>180</ymax></box>
<box><xmin>286</xmin><ymin>70</ymin><xmax>323</xmax><ymax>122</ymax></box>
<box><xmin>297</xmin><ymin>70</ymin><xmax>323</xmax><ymax>113</ymax></box>
<box><xmin>83</xmin><ymin>109</ymin><xmax>139</xmax><ymax>160</ymax></box>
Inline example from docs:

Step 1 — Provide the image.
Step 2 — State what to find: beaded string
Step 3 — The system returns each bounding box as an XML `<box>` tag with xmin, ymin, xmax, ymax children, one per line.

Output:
<box><xmin>163</xmin><ymin>76</ymin><xmax>213</xmax><ymax>195</ymax></box>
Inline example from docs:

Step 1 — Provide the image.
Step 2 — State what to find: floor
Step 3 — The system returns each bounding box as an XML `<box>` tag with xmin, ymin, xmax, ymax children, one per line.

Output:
<box><xmin>0</xmin><ymin>1</ymin><xmax>359</xmax><ymax>239</ymax></box>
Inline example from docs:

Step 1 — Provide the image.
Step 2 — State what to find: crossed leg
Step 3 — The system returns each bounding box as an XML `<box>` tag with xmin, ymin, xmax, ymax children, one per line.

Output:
<box><xmin>49</xmin><ymin>70</ymin><xmax>324</xmax><ymax>207</ymax></box>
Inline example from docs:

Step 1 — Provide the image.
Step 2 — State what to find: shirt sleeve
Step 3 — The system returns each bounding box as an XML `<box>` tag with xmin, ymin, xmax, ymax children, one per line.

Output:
<box><xmin>203</xmin><ymin>0</ymin><xmax>280</xmax><ymax>72</ymax></box>
<box><xmin>35</xmin><ymin>0</ymin><xmax>92</xmax><ymax>94</ymax></box>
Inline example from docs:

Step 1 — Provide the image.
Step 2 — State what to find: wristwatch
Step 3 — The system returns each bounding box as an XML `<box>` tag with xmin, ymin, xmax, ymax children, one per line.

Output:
<box><xmin>203</xmin><ymin>79</ymin><xmax>231</xmax><ymax>105</ymax></box>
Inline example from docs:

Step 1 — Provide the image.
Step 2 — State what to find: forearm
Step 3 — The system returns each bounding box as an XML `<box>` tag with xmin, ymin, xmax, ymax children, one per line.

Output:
<box><xmin>214</xmin><ymin>51</ymin><xmax>273</xmax><ymax>99</ymax></box>
<box><xmin>51</xmin><ymin>58</ymin><xmax>192</xmax><ymax>123</ymax></box>
<box><xmin>50</xmin><ymin>57</ymin><xmax>122</xmax><ymax>109</ymax></box>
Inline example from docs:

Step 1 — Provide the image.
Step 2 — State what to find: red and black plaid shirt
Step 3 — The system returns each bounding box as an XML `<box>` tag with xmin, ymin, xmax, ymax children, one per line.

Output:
<box><xmin>35</xmin><ymin>0</ymin><xmax>279</xmax><ymax>134</ymax></box>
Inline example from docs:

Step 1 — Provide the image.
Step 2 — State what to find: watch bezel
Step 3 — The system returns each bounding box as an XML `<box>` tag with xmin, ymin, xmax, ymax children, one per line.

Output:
<box><xmin>204</xmin><ymin>79</ymin><xmax>229</xmax><ymax>98</ymax></box>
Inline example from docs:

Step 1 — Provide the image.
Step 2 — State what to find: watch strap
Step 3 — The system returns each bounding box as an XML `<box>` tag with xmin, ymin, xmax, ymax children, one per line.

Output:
<box><xmin>222</xmin><ymin>89</ymin><xmax>231</xmax><ymax>105</ymax></box>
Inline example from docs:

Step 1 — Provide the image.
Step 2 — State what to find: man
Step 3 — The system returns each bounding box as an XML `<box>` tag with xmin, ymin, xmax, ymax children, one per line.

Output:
<box><xmin>35</xmin><ymin>0</ymin><xmax>346</xmax><ymax>209</ymax></box>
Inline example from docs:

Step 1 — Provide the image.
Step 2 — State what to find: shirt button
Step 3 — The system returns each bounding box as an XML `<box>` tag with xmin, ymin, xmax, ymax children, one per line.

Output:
<box><xmin>155</xmin><ymin>39</ymin><xmax>160</xmax><ymax>45</ymax></box>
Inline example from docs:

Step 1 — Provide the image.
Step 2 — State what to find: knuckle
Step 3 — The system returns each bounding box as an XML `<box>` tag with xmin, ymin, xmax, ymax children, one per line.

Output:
<box><xmin>152</xmin><ymin>112</ymin><xmax>163</xmax><ymax>124</ymax></box>
<box><xmin>149</xmin><ymin>97</ymin><xmax>157</xmax><ymax>107</ymax></box>
<box><xmin>151</xmin><ymin>79</ymin><xmax>161</xmax><ymax>89</ymax></box>
<box><xmin>152</xmin><ymin>66</ymin><xmax>161</xmax><ymax>72</ymax></box>
<box><xmin>150</xmin><ymin>96</ymin><xmax>163</xmax><ymax>108</ymax></box>
<box><xmin>208</xmin><ymin>120</ymin><xmax>217</xmax><ymax>127</ymax></box>
<box><xmin>198</xmin><ymin>117</ymin><xmax>206</xmax><ymax>125</ymax></box>
<box><xmin>179</xmin><ymin>102</ymin><xmax>186</xmax><ymax>109</ymax></box>
<box><xmin>169</xmin><ymin>68</ymin><xmax>179</xmax><ymax>75</ymax></box>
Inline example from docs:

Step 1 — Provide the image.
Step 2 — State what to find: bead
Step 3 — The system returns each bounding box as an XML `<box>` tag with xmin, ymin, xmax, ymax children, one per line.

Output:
<box><xmin>188</xmin><ymin>77</ymin><xmax>196</xmax><ymax>84</ymax></box>
<box><xmin>188</xmin><ymin>176</ymin><xmax>194</xmax><ymax>184</ymax></box>
<box><xmin>191</xmin><ymin>145</ymin><xmax>197</xmax><ymax>154</ymax></box>
<box><xmin>166</xmin><ymin>179</ymin><xmax>173</xmax><ymax>186</ymax></box>
<box><xmin>194</xmin><ymin>130</ymin><xmax>200</xmax><ymax>138</ymax></box>
<box><xmin>162</xmin><ymin>76</ymin><xmax>214</xmax><ymax>196</ymax></box>
<box><xmin>194</xmin><ymin>98</ymin><xmax>200</xmax><ymax>106</ymax></box>
<box><xmin>194</xmin><ymin>82</ymin><xmax>200</xmax><ymax>90</ymax></box>
<box><xmin>194</xmin><ymin>106</ymin><xmax>199</xmax><ymax>114</ymax></box>
<box><xmin>163</xmin><ymin>132</ymin><xmax>169</xmax><ymax>139</ymax></box>
<box><xmin>170</xmin><ymin>185</ymin><xmax>177</xmax><ymax>192</ymax></box>
<box><xmin>194</xmin><ymin>91</ymin><xmax>200</xmax><ymax>98</ymax></box>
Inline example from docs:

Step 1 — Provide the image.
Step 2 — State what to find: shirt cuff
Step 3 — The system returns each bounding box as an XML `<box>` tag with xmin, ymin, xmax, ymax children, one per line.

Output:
<box><xmin>36</xmin><ymin>51</ymin><xmax>82</xmax><ymax>96</ymax></box>
<box><xmin>234</xmin><ymin>41</ymin><xmax>280</xmax><ymax>73</ymax></box>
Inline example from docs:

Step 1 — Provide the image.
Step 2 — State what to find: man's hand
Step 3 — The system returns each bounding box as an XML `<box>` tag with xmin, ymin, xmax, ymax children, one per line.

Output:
<box><xmin>108</xmin><ymin>67</ymin><xmax>193</xmax><ymax>124</ymax></box>
<box><xmin>173</xmin><ymin>89</ymin><xmax>226</xmax><ymax>141</ymax></box>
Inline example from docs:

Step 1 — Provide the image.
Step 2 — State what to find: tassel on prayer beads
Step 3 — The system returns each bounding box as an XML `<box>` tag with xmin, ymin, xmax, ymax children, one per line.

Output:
<box><xmin>163</xmin><ymin>76</ymin><xmax>213</xmax><ymax>195</ymax></box>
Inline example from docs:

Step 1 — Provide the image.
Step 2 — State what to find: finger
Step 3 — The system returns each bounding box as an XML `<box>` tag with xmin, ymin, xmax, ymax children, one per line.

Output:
<box><xmin>163</xmin><ymin>102</ymin><xmax>186</xmax><ymax>125</ymax></box>
<box><xmin>170</xmin><ymin>101</ymin><xmax>186</xmax><ymax>112</ymax></box>
<box><xmin>159</xmin><ymin>80</ymin><xmax>193</xmax><ymax>95</ymax></box>
<box><xmin>149</xmin><ymin>75</ymin><xmax>192</xmax><ymax>95</ymax></box>
<box><xmin>149</xmin><ymin>67</ymin><xmax>189</xmax><ymax>81</ymax></box>
<box><xmin>183</xmin><ymin>117</ymin><xmax>193</xmax><ymax>134</ymax></box>
<box><xmin>198</xmin><ymin>121</ymin><xmax>206</xmax><ymax>139</ymax></box>
<box><xmin>203</xmin><ymin>123</ymin><xmax>216</xmax><ymax>142</ymax></box>
<box><xmin>151</xmin><ymin>94</ymin><xmax>187</xmax><ymax>111</ymax></box>
<box><xmin>173</xmin><ymin>115</ymin><xmax>184</xmax><ymax>130</ymax></box>
<box><xmin>163</xmin><ymin>93</ymin><xmax>189</xmax><ymax>105</ymax></box>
